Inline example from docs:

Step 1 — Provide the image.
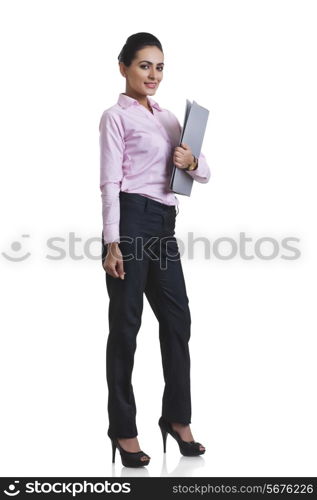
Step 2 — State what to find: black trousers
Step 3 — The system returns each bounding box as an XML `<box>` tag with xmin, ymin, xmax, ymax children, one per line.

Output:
<box><xmin>101</xmin><ymin>191</ymin><xmax>191</xmax><ymax>439</ymax></box>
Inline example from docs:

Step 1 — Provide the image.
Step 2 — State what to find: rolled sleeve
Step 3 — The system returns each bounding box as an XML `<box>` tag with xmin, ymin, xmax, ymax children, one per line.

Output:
<box><xmin>99</xmin><ymin>111</ymin><xmax>125</xmax><ymax>244</ymax></box>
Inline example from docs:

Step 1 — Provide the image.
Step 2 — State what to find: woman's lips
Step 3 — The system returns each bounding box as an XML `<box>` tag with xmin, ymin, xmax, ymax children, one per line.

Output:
<box><xmin>145</xmin><ymin>83</ymin><xmax>156</xmax><ymax>88</ymax></box>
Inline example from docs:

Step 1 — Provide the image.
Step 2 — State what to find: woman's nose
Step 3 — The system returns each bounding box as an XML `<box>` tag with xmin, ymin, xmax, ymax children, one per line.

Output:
<box><xmin>149</xmin><ymin>69</ymin><xmax>160</xmax><ymax>81</ymax></box>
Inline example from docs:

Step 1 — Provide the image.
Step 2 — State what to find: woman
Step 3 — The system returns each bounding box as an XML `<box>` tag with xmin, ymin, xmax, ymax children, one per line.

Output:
<box><xmin>99</xmin><ymin>32</ymin><xmax>210</xmax><ymax>468</ymax></box>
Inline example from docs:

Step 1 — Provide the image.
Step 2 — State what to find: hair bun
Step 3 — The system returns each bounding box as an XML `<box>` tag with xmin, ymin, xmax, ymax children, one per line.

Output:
<box><xmin>117</xmin><ymin>32</ymin><xmax>163</xmax><ymax>66</ymax></box>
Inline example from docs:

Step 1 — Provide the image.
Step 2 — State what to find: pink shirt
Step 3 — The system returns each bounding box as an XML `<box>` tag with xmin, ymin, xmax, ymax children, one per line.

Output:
<box><xmin>99</xmin><ymin>93</ymin><xmax>211</xmax><ymax>244</ymax></box>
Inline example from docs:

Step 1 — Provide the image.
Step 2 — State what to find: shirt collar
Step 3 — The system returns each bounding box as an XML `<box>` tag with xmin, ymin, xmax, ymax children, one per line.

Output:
<box><xmin>118</xmin><ymin>93</ymin><xmax>163</xmax><ymax>111</ymax></box>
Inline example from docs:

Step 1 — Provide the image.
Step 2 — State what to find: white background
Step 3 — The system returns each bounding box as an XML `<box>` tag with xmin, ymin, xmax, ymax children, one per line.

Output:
<box><xmin>0</xmin><ymin>0</ymin><xmax>316</xmax><ymax>478</ymax></box>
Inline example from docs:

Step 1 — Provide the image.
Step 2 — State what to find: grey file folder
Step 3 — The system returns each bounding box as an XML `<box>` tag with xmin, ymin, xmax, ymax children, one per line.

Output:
<box><xmin>169</xmin><ymin>99</ymin><xmax>209</xmax><ymax>196</ymax></box>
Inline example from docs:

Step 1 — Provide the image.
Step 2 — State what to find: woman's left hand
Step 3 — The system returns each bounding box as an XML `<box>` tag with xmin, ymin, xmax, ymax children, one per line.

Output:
<box><xmin>173</xmin><ymin>143</ymin><xmax>194</xmax><ymax>169</ymax></box>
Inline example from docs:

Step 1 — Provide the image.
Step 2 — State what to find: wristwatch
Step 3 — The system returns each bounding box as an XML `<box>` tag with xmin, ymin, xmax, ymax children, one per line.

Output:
<box><xmin>185</xmin><ymin>155</ymin><xmax>198</xmax><ymax>171</ymax></box>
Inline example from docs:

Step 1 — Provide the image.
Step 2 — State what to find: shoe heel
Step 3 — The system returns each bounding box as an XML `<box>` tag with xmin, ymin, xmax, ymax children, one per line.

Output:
<box><xmin>158</xmin><ymin>416</ymin><xmax>206</xmax><ymax>457</ymax></box>
<box><xmin>111</xmin><ymin>438</ymin><xmax>116</xmax><ymax>463</ymax></box>
<box><xmin>160</xmin><ymin>426</ymin><xmax>167</xmax><ymax>453</ymax></box>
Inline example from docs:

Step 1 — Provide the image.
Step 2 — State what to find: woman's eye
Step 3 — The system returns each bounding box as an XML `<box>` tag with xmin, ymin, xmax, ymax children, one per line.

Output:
<box><xmin>140</xmin><ymin>65</ymin><xmax>164</xmax><ymax>71</ymax></box>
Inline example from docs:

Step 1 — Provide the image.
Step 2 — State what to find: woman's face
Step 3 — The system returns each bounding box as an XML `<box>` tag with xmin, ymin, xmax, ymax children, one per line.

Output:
<box><xmin>119</xmin><ymin>46</ymin><xmax>164</xmax><ymax>98</ymax></box>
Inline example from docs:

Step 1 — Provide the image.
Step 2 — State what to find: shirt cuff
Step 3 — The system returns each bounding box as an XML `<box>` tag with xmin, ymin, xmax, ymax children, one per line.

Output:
<box><xmin>184</xmin><ymin>152</ymin><xmax>211</xmax><ymax>183</ymax></box>
<box><xmin>103</xmin><ymin>224</ymin><xmax>120</xmax><ymax>245</ymax></box>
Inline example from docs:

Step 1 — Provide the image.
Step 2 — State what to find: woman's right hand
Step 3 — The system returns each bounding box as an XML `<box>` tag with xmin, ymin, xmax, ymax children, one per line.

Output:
<box><xmin>103</xmin><ymin>242</ymin><xmax>126</xmax><ymax>279</ymax></box>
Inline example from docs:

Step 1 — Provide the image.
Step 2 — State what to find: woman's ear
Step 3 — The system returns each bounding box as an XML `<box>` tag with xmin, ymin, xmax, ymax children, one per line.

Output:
<box><xmin>119</xmin><ymin>62</ymin><xmax>126</xmax><ymax>78</ymax></box>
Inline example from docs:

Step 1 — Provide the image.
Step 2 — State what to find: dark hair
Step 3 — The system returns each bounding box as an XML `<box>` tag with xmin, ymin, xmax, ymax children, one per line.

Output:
<box><xmin>118</xmin><ymin>32</ymin><xmax>163</xmax><ymax>67</ymax></box>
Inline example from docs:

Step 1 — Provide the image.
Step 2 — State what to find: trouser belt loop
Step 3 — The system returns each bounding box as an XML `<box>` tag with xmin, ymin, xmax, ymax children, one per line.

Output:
<box><xmin>144</xmin><ymin>196</ymin><xmax>149</xmax><ymax>211</ymax></box>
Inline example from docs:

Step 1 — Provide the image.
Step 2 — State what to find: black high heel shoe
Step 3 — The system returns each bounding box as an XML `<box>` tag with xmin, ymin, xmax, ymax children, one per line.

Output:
<box><xmin>158</xmin><ymin>416</ymin><xmax>206</xmax><ymax>457</ymax></box>
<box><xmin>110</xmin><ymin>437</ymin><xmax>151</xmax><ymax>467</ymax></box>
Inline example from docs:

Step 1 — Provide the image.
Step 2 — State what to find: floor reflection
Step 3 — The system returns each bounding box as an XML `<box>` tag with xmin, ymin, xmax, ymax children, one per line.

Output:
<box><xmin>110</xmin><ymin>453</ymin><xmax>206</xmax><ymax>477</ymax></box>
<box><xmin>160</xmin><ymin>454</ymin><xmax>206</xmax><ymax>476</ymax></box>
